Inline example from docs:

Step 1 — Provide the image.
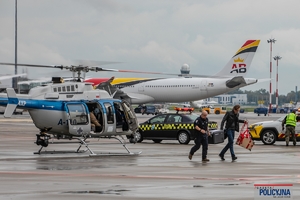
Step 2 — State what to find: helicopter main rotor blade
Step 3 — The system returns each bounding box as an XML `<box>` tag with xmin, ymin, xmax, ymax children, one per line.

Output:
<box><xmin>0</xmin><ymin>62</ymin><xmax>64</xmax><ymax>69</ymax></box>
<box><xmin>90</xmin><ymin>67</ymin><xmax>224</xmax><ymax>78</ymax></box>
<box><xmin>91</xmin><ymin>67</ymin><xmax>184</xmax><ymax>76</ymax></box>
<box><xmin>0</xmin><ymin>62</ymin><xmax>226</xmax><ymax>78</ymax></box>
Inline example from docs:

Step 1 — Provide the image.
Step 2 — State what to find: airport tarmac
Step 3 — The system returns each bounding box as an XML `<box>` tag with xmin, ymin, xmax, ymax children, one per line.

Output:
<box><xmin>0</xmin><ymin>112</ymin><xmax>299</xmax><ymax>200</ymax></box>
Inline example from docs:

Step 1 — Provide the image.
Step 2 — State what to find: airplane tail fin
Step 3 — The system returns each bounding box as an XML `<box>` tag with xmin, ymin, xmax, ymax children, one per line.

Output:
<box><xmin>214</xmin><ymin>40</ymin><xmax>260</xmax><ymax>77</ymax></box>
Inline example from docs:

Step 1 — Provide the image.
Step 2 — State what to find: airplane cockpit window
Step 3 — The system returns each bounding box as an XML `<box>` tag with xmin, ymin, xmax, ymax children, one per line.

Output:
<box><xmin>104</xmin><ymin>103</ymin><xmax>114</xmax><ymax>124</ymax></box>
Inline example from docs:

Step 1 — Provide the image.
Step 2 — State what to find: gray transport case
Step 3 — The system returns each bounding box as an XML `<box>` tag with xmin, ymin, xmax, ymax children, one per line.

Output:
<box><xmin>208</xmin><ymin>130</ymin><xmax>224</xmax><ymax>144</ymax></box>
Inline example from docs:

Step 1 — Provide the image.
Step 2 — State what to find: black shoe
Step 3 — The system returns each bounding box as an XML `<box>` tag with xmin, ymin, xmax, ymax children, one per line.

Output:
<box><xmin>293</xmin><ymin>141</ymin><xmax>296</xmax><ymax>146</ymax></box>
<box><xmin>232</xmin><ymin>156</ymin><xmax>237</xmax><ymax>161</ymax></box>
<box><xmin>219</xmin><ymin>154</ymin><xmax>225</xmax><ymax>161</ymax></box>
<box><xmin>286</xmin><ymin>143</ymin><xmax>289</xmax><ymax>146</ymax></box>
<box><xmin>202</xmin><ymin>158</ymin><xmax>210</xmax><ymax>162</ymax></box>
<box><xmin>188</xmin><ymin>154</ymin><xmax>193</xmax><ymax>160</ymax></box>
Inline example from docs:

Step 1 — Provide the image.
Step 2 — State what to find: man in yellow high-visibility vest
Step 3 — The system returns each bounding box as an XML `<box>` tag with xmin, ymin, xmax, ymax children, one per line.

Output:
<box><xmin>282</xmin><ymin>110</ymin><xmax>297</xmax><ymax>146</ymax></box>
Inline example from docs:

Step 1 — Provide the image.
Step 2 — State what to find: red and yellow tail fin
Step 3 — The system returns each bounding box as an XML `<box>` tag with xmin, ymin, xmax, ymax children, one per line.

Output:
<box><xmin>214</xmin><ymin>40</ymin><xmax>260</xmax><ymax>77</ymax></box>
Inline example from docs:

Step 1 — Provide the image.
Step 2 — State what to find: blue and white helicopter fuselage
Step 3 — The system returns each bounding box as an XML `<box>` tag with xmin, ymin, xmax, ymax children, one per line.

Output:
<box><xmin>0</xmin><ymin>80</ymin><xmax>139</xmax><ymax>155</ymax></box>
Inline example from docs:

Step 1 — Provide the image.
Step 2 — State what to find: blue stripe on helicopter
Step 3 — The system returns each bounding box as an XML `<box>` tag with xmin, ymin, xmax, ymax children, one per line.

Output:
<box><xmin>8</xmin><ymin>97</ymin><xmax>18</xmax><ymax>105</ymax></box>
<box><xmin>0</xmin><ymin>97</ymin><xmax>121</xmax><ymax>112</ymax></box>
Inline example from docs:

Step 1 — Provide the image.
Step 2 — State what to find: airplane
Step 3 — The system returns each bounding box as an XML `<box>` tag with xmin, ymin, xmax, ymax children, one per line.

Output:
<box><xmin>86</xmin><ymin>40</ymin><xmax>261</xmax><ymax>104</ymax></box>
<box><xmin>0</xmin><ymin>67</ymin><xmax>140</xmax><ymax>156</ymax></box>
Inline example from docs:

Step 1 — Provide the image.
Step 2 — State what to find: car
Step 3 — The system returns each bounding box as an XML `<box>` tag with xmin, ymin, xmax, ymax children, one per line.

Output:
<box><xmin>158</xmin><ymin>107</ymin><xmax>169</xmax><ymax>114</ymax></box>
<box><xmin>175</xmin><ymin>107</ymin><xmax>194</xmax><ymax>113</ymax></box>
<box><xmin>131</xmin><ymin>112</ymin><xmax>218</xmax><ymax>144</ymax></box>
<box><xmin>134</xmin><ymin>105</ymin><xmax>158</xmax><ymax>115</ymax></box>
<box><xmin>254</xmin><ymin>107</ymin><xmax>268</xmax><ymax>116</ymax></box>
<box><xmin>248</xmin><ymin>116</ymin><xmax>300</xmax><ymax>145</ymax></box>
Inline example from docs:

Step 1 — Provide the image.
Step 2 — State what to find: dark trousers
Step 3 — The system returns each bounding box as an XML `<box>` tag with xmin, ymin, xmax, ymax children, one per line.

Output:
<box><xmin>285</xmin><ymin>125</ymin><xmax>296</xmax><ymax>144</ymax></box>
<box><xmin>220</xmin><ymin>129</ymin><xmax>235</xmax><ymax>158</ymax></box>
<box><xmin>190</xmin><ymin>134</ymin><xmax>208</xmax><ymax>159</ymax></box>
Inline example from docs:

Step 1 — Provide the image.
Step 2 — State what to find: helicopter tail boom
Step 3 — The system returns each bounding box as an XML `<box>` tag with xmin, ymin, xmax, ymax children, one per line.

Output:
<box><xmin>4</xmin><ymin>88</ymin><xmax>18</xmax><ymax>118</ymax></box>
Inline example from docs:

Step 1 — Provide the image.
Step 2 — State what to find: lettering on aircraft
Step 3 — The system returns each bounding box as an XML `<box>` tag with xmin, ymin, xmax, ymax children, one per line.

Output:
<box><xmin>18</xmin><ymin>100</ymin><xmax>26</xmax><ymax>106</ymax></box>
<box><xmin>57</xmin><ymin>119</ymin><xmax>69</xmax><ymax>125</ymax></box>
<box><xmin>230</xmin><ymin>57</ymin><xmax>246</xmax><ymax>74</ymax></box>
<box><xmin>230</xmin><ymin>63</ymin><xmax>246</xmax><ymax>74</ymax></box>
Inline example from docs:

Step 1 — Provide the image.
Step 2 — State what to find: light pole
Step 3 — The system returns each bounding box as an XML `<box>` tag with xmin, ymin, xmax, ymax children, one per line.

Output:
<box><xmin>13</xmin><ymin>0</ymin><xmax>18</xmax><ymax>90</ymax></box>
<box><xmin>273</xmin><ymin>55</ymin><xmax>281</xmax><ymax>112</ymax></box>
<box><xmin>267</xmin><ymin>38</ymin><xmax>276</xmax><ymax>113</ymax></box>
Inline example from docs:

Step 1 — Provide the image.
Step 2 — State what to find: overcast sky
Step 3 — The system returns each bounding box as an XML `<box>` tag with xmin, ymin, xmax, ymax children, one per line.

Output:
<box><xmin>1</xmin><ymin>0</ymin><xmax>300</xmax><ymax>95</ymax></box>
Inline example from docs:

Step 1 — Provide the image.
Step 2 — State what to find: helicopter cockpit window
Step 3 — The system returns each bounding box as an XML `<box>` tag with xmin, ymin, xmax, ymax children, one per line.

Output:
<box><xmin>67</xmin><ymin>104</ymin><xmax>88</xmax><ymax>125</ymax></box>
<box><xmin>104</xmin><ymin>103</ymin><xmax>114</xmax><ymax>124</ymax></box>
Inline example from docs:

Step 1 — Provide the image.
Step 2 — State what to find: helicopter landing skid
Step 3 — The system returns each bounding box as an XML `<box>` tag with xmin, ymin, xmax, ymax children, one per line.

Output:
<box><xmin>77</xmin><ymin>136</ymin><xmax>142</xmax><ymax>157</ymax></box>
<box><xmin>33</xmin><ymin>149</ymin><xmax>87</xmax><ymax>155</ymax></box>
<box><xmin>34</xmin><ymin>135</ymin><xmax>142</xmax><ymax>156</ymax></box>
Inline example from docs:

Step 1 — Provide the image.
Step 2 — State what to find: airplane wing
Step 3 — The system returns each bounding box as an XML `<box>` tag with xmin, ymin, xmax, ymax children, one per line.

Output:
<box><xmin>0</xmin><ymin>73</ymin><xmax>27</xmax><ymax>80</ymax></box>
<box><xmin>96</xmin><ymin>80</ymin><xmax>155</xmax><ymax>104</ymax></box>
<box><xmin>96</xmin><ymin>77</ymin><xmax>117</xmax><ymax>96</ymax></box>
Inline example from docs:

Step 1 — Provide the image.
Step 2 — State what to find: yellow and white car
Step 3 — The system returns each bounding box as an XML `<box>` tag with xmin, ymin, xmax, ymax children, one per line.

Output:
<box><xmin>249</xmin><ymin>116</ymin><xmax>300</xmax><ymax>145</ymax></box>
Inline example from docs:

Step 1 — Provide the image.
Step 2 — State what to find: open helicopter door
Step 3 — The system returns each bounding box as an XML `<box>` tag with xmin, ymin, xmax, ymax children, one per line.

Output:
<box><xmin>121</xmin><ymin>100</ymin><xmax>139</xmax><ymax>132</ymax></box>
<box><xmin>65</xmin><ymin>103</ymin><xmax>91</xmax><ymax>135</ymax></box>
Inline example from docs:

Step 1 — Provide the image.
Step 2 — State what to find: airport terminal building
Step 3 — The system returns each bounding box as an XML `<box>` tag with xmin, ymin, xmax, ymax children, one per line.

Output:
<box><xmin>205</xmin><ymin>94</ymin><xmax>248</xmax><ymax>105</ymax></box>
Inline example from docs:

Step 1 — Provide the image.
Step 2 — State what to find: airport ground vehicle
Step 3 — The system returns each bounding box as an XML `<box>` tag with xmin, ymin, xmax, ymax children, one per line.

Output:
<box><xmin>249</xmin><ymin>116</ymin><xmax>300</xmax><ymax>145</ymax></box>
<box><xmin>132</xmin><ymin>112</ymin><xmax>218</xmax><ymax>144</ymax></box>
<box><xmin>134</xmin><ymin>105</ymin><xmax>158</xmax><ymax>115</ymax></box>
<box><xmin>201</xmin><ymin>106</ymin><xmax>227</xmax><ymax>114</ymax></box>
<box><xmin>157</xmin><ymin>107</ymin><xmax>169</xmax><ymax>114</ymax></box>
<box><xmin>254</xmin><ymin>107</ymin><xmax>268</xmax><ymax>116</ymax></box>
<box><xmin>174</xmin><ymin>107</ymin><xmax>194</xmax><ymax>113</ymax></box>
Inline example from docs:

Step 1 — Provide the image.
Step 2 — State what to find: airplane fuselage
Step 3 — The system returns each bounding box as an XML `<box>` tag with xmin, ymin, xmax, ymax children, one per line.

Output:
<box><xmin>118</xmin><ymin>77</ymin><xmax>257</xmax><ymax>104</ymax></box>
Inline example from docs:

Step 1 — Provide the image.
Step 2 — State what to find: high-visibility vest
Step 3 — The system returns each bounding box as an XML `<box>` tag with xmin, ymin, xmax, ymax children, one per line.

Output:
<box><xmin>286</xmin><ymin>113</ymin><xmax>296</xmax><ymax>127</ymax></box>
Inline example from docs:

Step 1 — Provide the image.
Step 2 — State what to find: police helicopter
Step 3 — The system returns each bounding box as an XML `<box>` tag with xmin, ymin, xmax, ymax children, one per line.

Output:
<box><xmin>0</xmin><ymin>62</ymin><xmax>142</xmax><ymax>156</ymax></box>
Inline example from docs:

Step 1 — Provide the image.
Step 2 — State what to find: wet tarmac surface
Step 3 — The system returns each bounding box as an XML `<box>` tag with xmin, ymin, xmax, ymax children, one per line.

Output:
<box><xmin>0</xmin><ymin>112</ymin><xmax>299</xmax><ymax>200</ymax></box>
